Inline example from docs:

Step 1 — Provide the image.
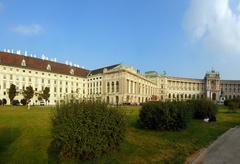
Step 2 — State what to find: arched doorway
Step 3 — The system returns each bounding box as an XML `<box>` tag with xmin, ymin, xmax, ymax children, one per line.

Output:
<box><xmin>212</xmin><ymin>93</ymin><xmax>216</xmax><ymax>101</ymax></box>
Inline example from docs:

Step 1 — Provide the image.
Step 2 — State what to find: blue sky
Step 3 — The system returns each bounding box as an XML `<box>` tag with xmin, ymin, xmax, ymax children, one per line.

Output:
<box><xmin>0</xmin><ymin>0</ymin><xmax>240</xmax><ymax>79</ymax></box>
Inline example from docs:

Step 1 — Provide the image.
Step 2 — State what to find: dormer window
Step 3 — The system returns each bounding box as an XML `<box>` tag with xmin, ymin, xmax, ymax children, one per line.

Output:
<box><xmin>70</xmin><ymin>69</ymin><xmax>74</xmax><ymax>75</ymax></box>
<box><xmin>21</xmin><ymin>59</ymin><xmax>26</xmax><ymax>66</ymax></box>
<box><xmin>47</xmin><ymin>64</ymin><xmax>51</xmax><ymax>71</ymax></box>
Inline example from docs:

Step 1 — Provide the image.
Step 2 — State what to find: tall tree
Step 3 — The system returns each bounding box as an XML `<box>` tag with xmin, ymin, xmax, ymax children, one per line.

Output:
<box><xmin>23</xmin><ymin>86</ymin><xmax>34</xmax><ymax>104</ymax></box>
<box><xmin>41</xmin><ymin>87</ymin><xmax>50</xmax><ymax>104</ymax></box>
<box><xmin>8</xmin><ymin>84</ymin><xmax>17</xmax><ymax>103</ymax></box>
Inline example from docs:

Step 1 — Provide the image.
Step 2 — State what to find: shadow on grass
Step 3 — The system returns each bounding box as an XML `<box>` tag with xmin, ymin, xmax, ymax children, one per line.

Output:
<box><xmin>0</xmin><ymin>127</ymin><xmax>21</xmax><ymax>163</ymax></box>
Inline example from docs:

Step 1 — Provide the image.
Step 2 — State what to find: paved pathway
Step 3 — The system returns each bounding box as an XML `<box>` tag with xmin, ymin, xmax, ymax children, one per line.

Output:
<box><xmin>191</xmin><ymin>126</ymin><xmax>240</xmax><ymax>164</ymax></box>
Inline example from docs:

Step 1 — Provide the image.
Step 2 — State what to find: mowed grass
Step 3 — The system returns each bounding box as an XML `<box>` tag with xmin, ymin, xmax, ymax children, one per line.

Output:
<box><xmin>0</xmin><ymin>106</ymin><xmax>240</xmax><ymax>163</ymax></box>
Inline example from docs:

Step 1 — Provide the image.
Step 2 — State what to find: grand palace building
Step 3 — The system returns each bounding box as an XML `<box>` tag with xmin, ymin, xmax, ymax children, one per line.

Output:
<box><xmin>1</xmin><ymin>50</ymin><xmax>240</xmax><ymax>105</ymax></box>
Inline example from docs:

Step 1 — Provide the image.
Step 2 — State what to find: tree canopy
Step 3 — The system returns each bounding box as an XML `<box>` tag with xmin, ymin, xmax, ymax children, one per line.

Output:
<box><xmin>8</xmin><ymin>84</ymin><xmax>17</xmax><ymax>103</ymax></box>
<box><xmin>23</xmin><ymin>86</ymin><xmax>34</xmax><ymax>103</ymax></box>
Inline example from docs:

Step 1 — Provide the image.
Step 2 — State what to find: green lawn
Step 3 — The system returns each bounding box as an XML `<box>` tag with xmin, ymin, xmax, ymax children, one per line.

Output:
<box><xmin>0</xmin><ymin>106</ymin><xmax>240</xmax><ymax>164</ymax></box>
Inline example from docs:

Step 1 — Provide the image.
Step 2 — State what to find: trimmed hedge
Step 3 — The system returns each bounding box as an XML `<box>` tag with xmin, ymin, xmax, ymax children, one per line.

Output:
<box><xmin>138</xmin><ymin>101</ymin><xmax>191</xmax><ymax>131</ymax></box>
<box><xmin>188</xmin><ymin>99</ymin><xmax>217</xmax><ymax>121</ymax></box>
<box><xmin>21</xmin><ymin>99</ymin><xmax>27</xmax><ymax>106</ymax></box>
<box><xmin>138</xmin><ymin>99</ymin><xmax>218</xmax><ymax>131</ymax></box>
<box><xmin>224</xmin><ymin>98</ymin><xmax>240</xmax><ymax>112</ymax></box>
<box><xmin>11</xmin><ymin>100</ymin><xmax>20</xmax><ymax>106</ymax></box>
<box><xmin>52</xmin><ymin>101</ymin><xmax>127</xmax><ymax>160</ymax></box>
<box><xmin>2</xmin><ymin>99</ymin><xmax>7</xmax><ymax>105</ymax></box>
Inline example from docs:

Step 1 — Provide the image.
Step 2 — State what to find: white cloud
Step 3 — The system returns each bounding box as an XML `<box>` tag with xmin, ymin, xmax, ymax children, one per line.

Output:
<box><xmin>12</xmin><ymin>24</ymin><xmax>43</xmax><ymax>36</ymax></box>
<box><xmin>183</xmin><ymin>0</ymin><xmax>240</xmax><ymax>54</ymax></box>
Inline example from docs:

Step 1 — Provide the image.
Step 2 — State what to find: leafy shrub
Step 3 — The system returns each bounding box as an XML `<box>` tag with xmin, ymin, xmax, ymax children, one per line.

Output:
<box><xmin>224</xmin><ymin>99</ymin><xmax>230</xmax><ymax>106</ymax></box>
<box><xmin>52</xmin><ymin>101</ymin><xmax>127</xmax><ymax>160</ymax></box>
<box><xmin>189</xmin><ymin>99</ymin><xmax>217</xmax><ymax>121</ymax></box>
<box><xmin>11</xmin><ymin>100</ymin><xmax>20</xmax><ymax>106</ymax></box>
<box><xmin>138</xmin><ymin>101</ymin><xmax>191</xmax><ymax>131</ymax></box>
<box><xmin>228</xmin><ymin>101</ymin><xmax>238</xmax><ymax>112</ymax></box>
<box><xmin>2</xmin><ymin>99</ymin><xmax>7</xmax><ymax>105</ymax></box>
<box><xmin>0</xmin><ymin>99</ymin><xmax>2</xmax><ymax>105</ymax></box>
<box><xmin>225</xmin><ymin>98</ymin><xmax>240</xmax><ymax>112</ymax></box>
<box><xmin>21</xmin><ymin>99</ymin><xmax>27</xmax><ymax>106</ymax></box>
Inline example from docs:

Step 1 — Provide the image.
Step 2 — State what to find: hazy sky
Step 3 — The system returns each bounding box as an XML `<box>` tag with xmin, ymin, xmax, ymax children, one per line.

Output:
<box><xmin>1</xmin><ymin>0</ymin><xmax>240</xmax><ymax>79</ymax></box>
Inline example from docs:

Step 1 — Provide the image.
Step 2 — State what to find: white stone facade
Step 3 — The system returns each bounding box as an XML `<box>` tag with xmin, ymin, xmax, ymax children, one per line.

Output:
<box><xmin>1</xmin><ymin>51</ymin><xmax>240</xmax><ymax>105</ymax></box>
<box><xmin>0</xmin><ymin>65</ymin><xmax>85</xmax><ymax>105</ymax></box>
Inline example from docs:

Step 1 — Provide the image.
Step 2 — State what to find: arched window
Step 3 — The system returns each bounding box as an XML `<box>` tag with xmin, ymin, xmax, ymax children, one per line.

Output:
<box><xmin>107</xmin><ymin>82</ymin><xmax>110</xmax><ymax>93</ymax></box>
<box><xmin>193</xmin><ymin>94</ymin><xmax>196</xmax><ymax>99</ymax></box>
<box><xmin>116</xmin><ymin>81</ymin><xmax>119</xmax><ymax>92</ymax></box>
<box><xmin>116</xmin><ymin>96</ymin><xmax>119</xmax><ymax>105</ymax></box>
<box><xmin>112</xmin><ymin>82</ymin><xmax>114</xmax><ymax>93</ymax></box>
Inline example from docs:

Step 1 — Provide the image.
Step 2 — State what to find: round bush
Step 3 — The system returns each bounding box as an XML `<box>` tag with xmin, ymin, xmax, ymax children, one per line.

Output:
<box><xmin>0</xmin><ymin>99</ymin><xmax>2</xmax><ymax>106</ymax></box>
<box><xmin>11</xmin><ymin>100</ymin><xmax>20</xmax><ymax>106</ymax></box>
<box><xmin>224</xmin><ymin>98</ymin><xmax>240</xmax><ymax>111</ymax></box>
<box><xmin>190</xmin><ymin>99</ymin><xmax>218</xmax><ymax>121</ymax></box>
<box><xmin>52</xmin><ymin>101</ymin><xmax>127</xmax><ymax>160</ymax></box>
<box><xmin>2</xmin><ymin>99</ymin><xmax>7</xmax><ymax>105</ymax></box>
<box><xmin>138</xmin><ymin>101</ymin><xmax>190</xmax><ymax>131</ymax></box>
<box><xmin>21</xmin><ymin>99</ymin><xmax>27</xmax><ymax>106</ymax></box>
<box><xmin>224</xmin><ymin>99</ymin><xmax>230</xmax><ymax>106</ymax></box>
<box><xmin>228</xmin><ymin>101</ymin><xmax>238</xmax><ymax>112</ymax></box>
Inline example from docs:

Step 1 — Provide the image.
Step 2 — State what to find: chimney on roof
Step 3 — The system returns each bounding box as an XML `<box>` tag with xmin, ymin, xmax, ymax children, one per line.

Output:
<box><xmin>42</xmin><ymin>54</ymin><xmax>45</xmax><ymax>60</ymax></box>
<box><xmin>16</xmin><ymin>50</ymin><xmax>21</xmax><ymax>55</ymax></box>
